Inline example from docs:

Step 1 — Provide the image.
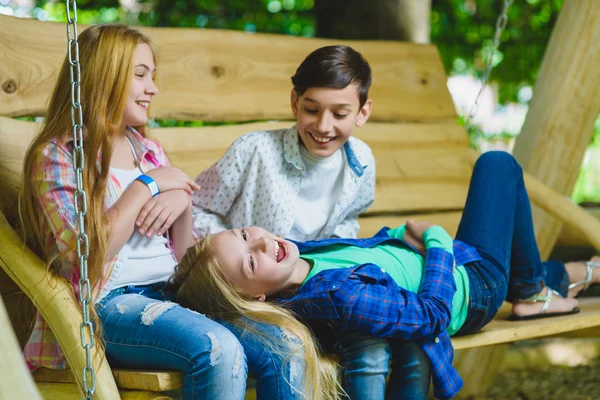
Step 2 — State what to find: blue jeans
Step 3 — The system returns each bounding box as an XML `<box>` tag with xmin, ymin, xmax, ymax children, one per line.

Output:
<box><xmin>313</xmin><ymin>323</ymin><xmax>430</xmax><ymax>400</ymax></box>
<box><xmin>97</xmin><ymin>283</ymin><xmax>306</xmax><ymax>399</ymax></box>
<box><xmin>455</xmin><ymin>151</ymin><xmax>569</xmax><ymax>334</ymax></box>
<box><xmin>96</xmin><ymin>283</ymin><xmax>247</xmax><ymax>399</ymax></box>
<box><xmin>220</xmin><ymin>319</ymin><xmax>306</xmax><ymax>399</ymax></box>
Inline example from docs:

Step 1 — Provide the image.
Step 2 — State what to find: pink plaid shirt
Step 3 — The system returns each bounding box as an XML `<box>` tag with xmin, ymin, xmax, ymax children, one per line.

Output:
<box><xmin>24</xmin><ymin>127</ymin><xmax>171</xmax><ymax>370</ymax></box>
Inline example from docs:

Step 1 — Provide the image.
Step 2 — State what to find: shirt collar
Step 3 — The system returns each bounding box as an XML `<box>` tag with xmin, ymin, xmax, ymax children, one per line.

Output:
<box><xmin>124</xmin><ymin>126</ymin><xmax>161</xmax><ymax>161</ymax></box>
<box><xmin>283</xmin><ymin>125</ymin><xmax>306</xmax><ymax>171</ymax></box>
<box><xmin>62</xmin><ymin>126</ymin><xmax>159</xmax><ymax>170</ymax></box>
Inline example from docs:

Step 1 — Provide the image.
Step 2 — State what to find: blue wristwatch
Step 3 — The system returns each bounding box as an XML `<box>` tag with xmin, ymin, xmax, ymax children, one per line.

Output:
<box><xmin>135</xmin><ymin>174</ymin><xmax>160</xmax><ymax>197</ymax></box>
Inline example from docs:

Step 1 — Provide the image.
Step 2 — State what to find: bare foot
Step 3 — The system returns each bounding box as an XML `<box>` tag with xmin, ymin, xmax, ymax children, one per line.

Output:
<box><xmin>565</xmin><ymin>256</ymin><xmax>600</xmax><ymax>298</ymax></box>
<box><xmin>512</xmin><ymin>286</ymin><xmax>579</xmax><ymax>318</ymax></box>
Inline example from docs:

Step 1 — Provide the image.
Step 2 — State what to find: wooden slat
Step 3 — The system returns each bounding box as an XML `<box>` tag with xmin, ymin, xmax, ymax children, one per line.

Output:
<box><xmin>0</xmin><ymin>118</ymin><xmax>470</xmax><ymax>225</ymax></box>
<box><xmin>359</xmin><ymin>212</ymin><xmax>462</xmax><ymax>238</ymax></box>
<box><xmin>556</xmin><ymin>206</ymin><xmax>600</xmax><ymax>247</ymax></box>
<box><xmin>33</xmin><ymin>368</ymin><xmax>184</xmax><ymax>392</ymax></box>
<box><xmin>0</xmin><ymin>14</ymin><xmax>456</xmax><ymax>122</ymax></box>
<box><xmin>158</xmin><ymin>122</ymin><xmax>472</xmax><ymax>214</ymax></box>
<box><xmin>451</xmin><ymin>298</ymin><xmax>600</xmax><ymax>350</ymax></box>
<box><xmin>522</xmin><ymin>168</ymin><xmax>600</xmax><ymax>253</ymax></box>
<box><xmin>370</xmin><ymin>179</ymin><xmax>468</xmax><ymax>213</ymax></box>
<box><xmin>35</xmin><ymin>383</ymin><xmax>172</xmax><ymax>400</ymax></box>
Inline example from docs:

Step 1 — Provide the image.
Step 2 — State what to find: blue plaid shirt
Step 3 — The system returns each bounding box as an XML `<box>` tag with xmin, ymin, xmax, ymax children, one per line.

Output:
<box><xmin>278</xmin><ymin>227</ymin><xmax>482</xmax><ymax>399</ymax></box>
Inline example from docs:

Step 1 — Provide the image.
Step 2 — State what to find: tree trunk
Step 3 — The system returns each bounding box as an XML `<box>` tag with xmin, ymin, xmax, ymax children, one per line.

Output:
<box><xmin>315</xmin><ymin>0</ymin><xmax>431</xmax><ymax>43</ymax></box>
<box><xmin>513</xmin><ymin>0</ymin><xmax>600</xmax><ymax>258</ymax></box>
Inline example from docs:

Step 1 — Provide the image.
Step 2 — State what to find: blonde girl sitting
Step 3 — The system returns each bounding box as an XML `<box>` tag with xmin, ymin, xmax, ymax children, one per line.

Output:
<box><xmin>20</xmin><ymin>24</ymin><xmax>247</xmax><ymax>399</ymax></box>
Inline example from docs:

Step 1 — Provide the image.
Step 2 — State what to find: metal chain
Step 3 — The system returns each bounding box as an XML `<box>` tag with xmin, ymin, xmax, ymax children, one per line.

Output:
<box><xmin>464</xmin><ymin>0</ymin><xmax>514</xmax><ymax>131</ymax></box>
<box><xmin>66</xmin><ymin>1</ymin><xmax>95</xmax><ymax>398</ymax></box>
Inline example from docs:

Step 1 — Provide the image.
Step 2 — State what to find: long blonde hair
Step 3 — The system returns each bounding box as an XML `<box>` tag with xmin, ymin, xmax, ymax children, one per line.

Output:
<box><xmin>20</xmin><ymin>24</ymin><xmax>153</xmax><ymax>288</ymax></box>
<box><xmin>171</xmin><ymin>236</ymin><xmax>342</xmax><ymax>400</ymax></box>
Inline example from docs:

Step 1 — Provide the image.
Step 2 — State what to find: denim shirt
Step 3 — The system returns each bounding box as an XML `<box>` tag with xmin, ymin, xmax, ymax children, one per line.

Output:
<box><xmin>278</xmin><ymin>227</ymin><xmax>482</xmax><ymax>400</ymax></box>
<box><xmin>191</xmin><ymin>125</ymin><xmax>375</xmax><ymax>240</ymax></box>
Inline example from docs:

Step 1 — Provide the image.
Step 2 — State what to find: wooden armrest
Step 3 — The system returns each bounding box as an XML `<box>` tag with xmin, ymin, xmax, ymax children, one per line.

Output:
<box><xmin>522</xmin><ymin>172</ymin><xmax>600</xmax><ymax>252</ymax></box>
<box><xmin>467</xmin><ymin>149</ymin><xmax>600</xmax><ymax>252</ymax></box>
<box><xmin>0</xmin><ymin>211</ymin><xmax>120</xmax><ymax>399</ymax></box>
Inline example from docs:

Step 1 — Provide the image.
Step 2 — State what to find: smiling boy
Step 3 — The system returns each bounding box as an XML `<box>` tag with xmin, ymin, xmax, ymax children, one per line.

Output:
<box><xmin>192</xmin><ymin>45</ymin><xmax>374</xmax><ymax>241</ymax></box>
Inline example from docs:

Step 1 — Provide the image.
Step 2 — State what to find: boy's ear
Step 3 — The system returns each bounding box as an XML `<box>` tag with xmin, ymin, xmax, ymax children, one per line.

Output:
<box><xmin>253</xmin><ymin>294</ymin><xmax>266</xmax><ymax>302</ymax></box>
<box><xmin>355</xmin><ymin>98</ymin><xmax>372</xmax><ymax>128</ymax></box>
<box><xmin>290</xmin><ymin>89</ymin><xmax>300</xmax><ymax>119</ymax></box>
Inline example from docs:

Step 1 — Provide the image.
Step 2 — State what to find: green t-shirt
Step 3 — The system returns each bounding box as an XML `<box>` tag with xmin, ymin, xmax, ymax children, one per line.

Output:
<box><xmin>301</xmin><ymin>225</ymin><xmax>470</xmax><ymax>335</ymax></box>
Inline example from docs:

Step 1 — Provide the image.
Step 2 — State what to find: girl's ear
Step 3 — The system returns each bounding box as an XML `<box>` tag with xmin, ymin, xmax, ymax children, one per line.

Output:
<box><xmin>253</xmin><ymin>294</ymin><xmax>266</xmax><ymax>302</ymax></box>
<box><xmin>355</xmin><ymin>98</ymin><xmax>372</xmax><ymax>128</ymax></box>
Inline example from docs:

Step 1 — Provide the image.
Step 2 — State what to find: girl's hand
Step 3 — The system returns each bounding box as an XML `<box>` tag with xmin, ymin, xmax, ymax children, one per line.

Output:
<box><xmin>136</xmin><ymin>190</ymin><xmax>191</xmax><ymax>237</ymax></box>
<box><xmin>406</xmin><ymin>220</ymin><xmax>435</xmax><ymax>242</ymax></box>
<box><xmin>403</xmin><ymin>228</ymin><xmax>426</xmax><ymax>255</ymax></box>
<box><xmin>145</xmin><ymin>167</ymin><xmax>201</xmax><ymax>195</ymax></box>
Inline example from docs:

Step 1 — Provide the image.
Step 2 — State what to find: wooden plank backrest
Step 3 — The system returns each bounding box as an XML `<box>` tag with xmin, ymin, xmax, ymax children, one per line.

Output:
<box><xmin>0</xmin><ymin>117</ymin><xmax>470</xmax><ymax>237</ymax></box>
<box><xmin>0</xmin><ymin>14</ymin><xmax>468</xmax><ymax>237</ymax></box>
<box><xmin>0</xmin><ymin>14</ymin><xmax>455</xmax><ymax>123</ymax></box>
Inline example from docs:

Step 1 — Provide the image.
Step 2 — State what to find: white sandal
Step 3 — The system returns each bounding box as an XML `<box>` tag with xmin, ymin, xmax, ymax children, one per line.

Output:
<box><xmin>568</xmin><ymin>261</ymin><xmax>600</xmax><ymax>293</ymax></box>
<box><xmin>509</xmin><ymin>287</ymin><xmax>580</xmax><ymax>321</ymax></box>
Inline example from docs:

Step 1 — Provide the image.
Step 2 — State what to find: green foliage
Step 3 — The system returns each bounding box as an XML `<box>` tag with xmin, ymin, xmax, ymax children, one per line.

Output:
<box><xmin>34</xmin><ymin>0</ymin><xmax>315</xmax><ymax>35</ymax></box>
<box><xmin>432</xmin><ymin>0</ymin><xmax>564</xmax><ymax>103</ymax></box>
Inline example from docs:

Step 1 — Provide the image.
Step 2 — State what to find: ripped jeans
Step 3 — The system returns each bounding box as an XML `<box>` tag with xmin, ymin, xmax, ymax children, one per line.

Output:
<box><xmin>221</xmin><ymin>320</ymin><xmax>306</xmax><ymax>399</ymax></box>
<box><xmin>97</xmin><ymin>283</ymin><xmax>304</xmax><ymax>399</ymax></box>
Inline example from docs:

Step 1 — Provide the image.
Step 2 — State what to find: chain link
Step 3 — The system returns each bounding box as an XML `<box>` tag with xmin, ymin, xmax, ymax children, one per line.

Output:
<box><xmin>66</xmin><ymin>1</ymin><xmax>95</xmax><ymax>398</ymax></box>
<box><xmin>464</xmin><ymin>0</ymin><xmax>514</xmax><ymax>131</ymax></box>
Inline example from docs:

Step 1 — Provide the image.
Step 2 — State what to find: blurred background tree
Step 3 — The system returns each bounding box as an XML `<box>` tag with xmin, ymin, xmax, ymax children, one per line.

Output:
<box><xmin>1</xmin><ymin>0</ymin><xmax>597</xmax><ymax>203</ymax></box>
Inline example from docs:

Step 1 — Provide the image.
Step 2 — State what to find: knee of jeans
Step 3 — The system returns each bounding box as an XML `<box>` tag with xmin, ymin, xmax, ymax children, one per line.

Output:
<box><xmin>476</xmin><ymin>151</ymin><xmax>521</xmax><ymax>176</ymax></box>
<box><xmin>391</xmin><ymin>343</ymin><xmax>430</xmax><ymax>375</ymax></box>
<box><xmin>340</xmin><ymin>337</ymin><xmax>391</xmax><ymax>372</ymax></box>
<box><xmin>194</xmin><ymin>328</ymin><xmax>247</xmax><ymax>379</ymax></box>
<box><xmin>252</xmin><ymin>328</ymin><xmax>305</xmax><ymax>388</ymax></box>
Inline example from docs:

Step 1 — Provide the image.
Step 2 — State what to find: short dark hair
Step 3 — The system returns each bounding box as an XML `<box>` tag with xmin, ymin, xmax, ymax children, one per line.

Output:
<box><xmin>291</xmin><ymin>45</ymin><xmax>372</xmax><ymax>108</ymax></box>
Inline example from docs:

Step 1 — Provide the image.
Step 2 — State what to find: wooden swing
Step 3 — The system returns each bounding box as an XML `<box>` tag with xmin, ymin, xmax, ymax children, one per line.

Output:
<box><xmin>2</xmin><ymin>1</ymin><xmax>600</xmax><ymax>399</ymax></box>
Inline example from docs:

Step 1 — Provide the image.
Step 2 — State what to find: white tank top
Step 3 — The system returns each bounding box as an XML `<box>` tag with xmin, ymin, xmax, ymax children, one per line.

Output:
<box><xmin>288</xmin><ymin>145</ymin><xmax>345</xmax><ymax>241</ymax></box>
<box><xmin>108</xmin><ymin>138</ymin><xmax>177</xmax><ymax>288</ymax></box>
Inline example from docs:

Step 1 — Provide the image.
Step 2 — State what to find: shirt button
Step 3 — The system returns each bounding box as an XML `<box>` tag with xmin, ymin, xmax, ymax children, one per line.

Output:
<box><xmin>434</xmin><ymin>337</ymin><xmax>440</xmax><ymax>344</ymax></box>
<box><xmin>380</xmin><ymin>268</ymin><xmax>385</xmax><ymax>273</ymax></box>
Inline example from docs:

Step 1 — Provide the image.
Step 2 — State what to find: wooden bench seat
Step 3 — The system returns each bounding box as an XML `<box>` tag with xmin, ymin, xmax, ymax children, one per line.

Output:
<box><xmin>28</xmin><ymin>296</ymin><xmax>600</xmax><ymax>393</ymax></box>
<box><xmin>32</xmin><ymin>368</ymin><xmax>184</xmax><ymax>392</ymax></box>
<box><xmin>452</xmin><ymin>298</ymin><xmax>600</xmax><ymax>350</ymax></box>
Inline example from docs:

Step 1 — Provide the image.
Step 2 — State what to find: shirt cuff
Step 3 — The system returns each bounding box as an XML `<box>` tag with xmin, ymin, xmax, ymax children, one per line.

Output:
<box><xmin>422</xmin><ymin>226</ymin><xmax>453</xmax><ymax>252</ymax></box>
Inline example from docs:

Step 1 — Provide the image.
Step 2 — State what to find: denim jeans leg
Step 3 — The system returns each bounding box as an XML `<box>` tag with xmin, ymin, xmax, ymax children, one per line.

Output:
<box><xmin>220</xmin><ymin>319</ymin><xmax>306</xmax><ymax>400</ymax></box>
<box><xmin>541</xmin><ymin>260</ymin><xmax>570</xmax><ymax>298</ymax></box>
<box><xmin>455</xmin><ymin>151</ymin><xmax>545</xmax><ymax>303</ymax></box>
<box><xmin>386</xmin><ymin>340</ymin><xmax>431</xmax><ymax>400</ymax></box>
<box><xmin>336</xmin><ymin>334</ymin><xmax>391</xmax><ymax>400</ymax></box>
<box><xmin>97</xmin><ymin>292</ymin><xmax>247</xmax><ymax>400</ymax></box>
